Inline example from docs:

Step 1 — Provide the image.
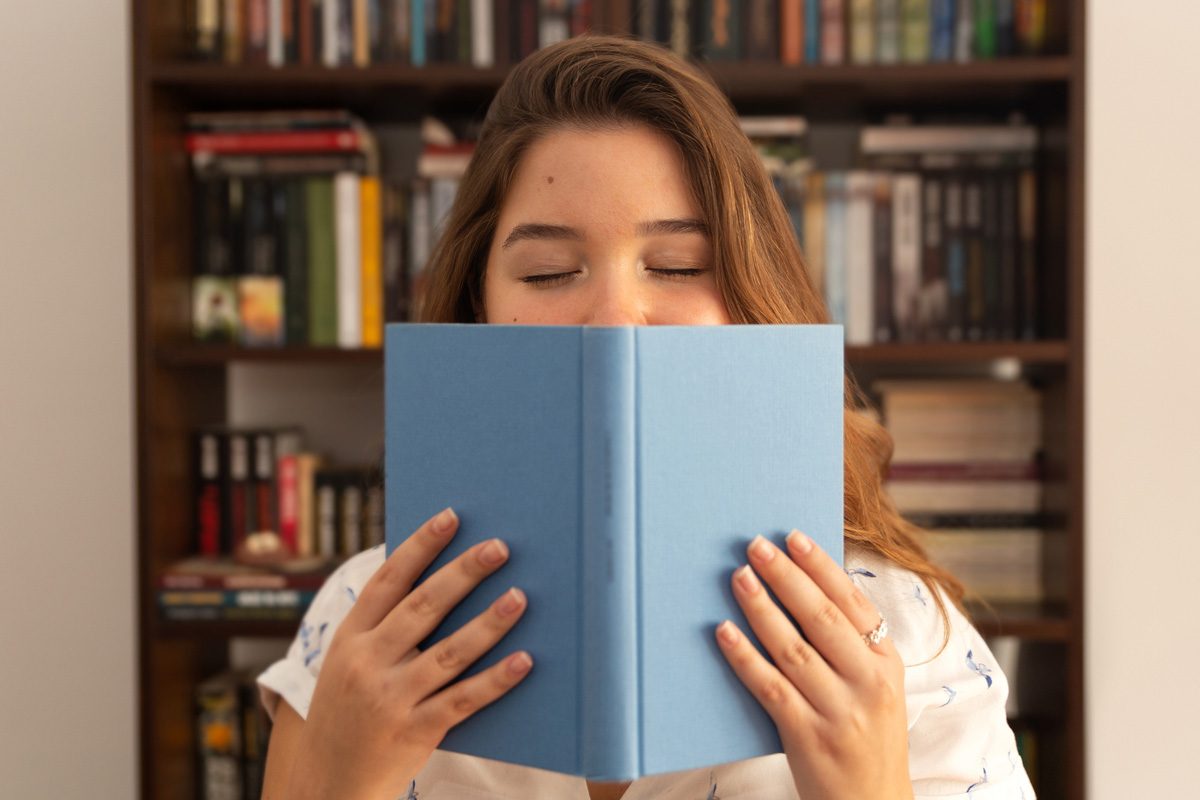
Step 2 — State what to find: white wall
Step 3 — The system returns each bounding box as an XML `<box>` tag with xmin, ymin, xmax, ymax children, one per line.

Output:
<box><xmin>1087</xmin><ymin>1</ymin><xmax>1200</xmax><ymax>795</ymax></box>
<box><xmin>0</xmin><ymin>2</ymin><xmax>136</xmax><ymax>797</ymax></box>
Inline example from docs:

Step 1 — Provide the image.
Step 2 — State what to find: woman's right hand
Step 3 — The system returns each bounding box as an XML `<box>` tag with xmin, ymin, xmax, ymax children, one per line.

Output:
<box><xmin>285</xmin><ymin>507</ymin><xmax>532</xmax><ymax>800</ymax></box>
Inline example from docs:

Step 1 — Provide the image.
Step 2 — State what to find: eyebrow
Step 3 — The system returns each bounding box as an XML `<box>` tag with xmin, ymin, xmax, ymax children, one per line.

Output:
<box><xmin>500</xmin><ymin>218</ymin><xmax>710</xmax><ymax>249</ymax></box>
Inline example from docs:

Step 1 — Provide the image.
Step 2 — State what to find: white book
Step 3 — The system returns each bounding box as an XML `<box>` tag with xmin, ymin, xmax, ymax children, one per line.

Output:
<box><xmin>335</xmin><ymin>172</ymin><xmax>362</xmax><ymax>348</ymax></box>
<box><xmin>472</xmin><ymin>0</ymin><xmax>494</xmax><ymax>67</ymax></box>
<box><xmin>954</xmin><ymin>0</ymin><xmax>974</xmax><ymax>62</ymax></box>
<box><xmin>323</xmin><ymin>0</ymin><xmax>340</xmax><ymax>67</ymax></box>
<box><xmin>891</xmin><ymin>173</ymin><xmax>922</xmax><ymax>340</ymax></box>
<box><xmin>267</xmin><ymin>0</ymin><xmax>284</xmax><ymax>66</ymax></box>
<box><xmin>409</xmin><ymin>177</ymin><xmax>432</xmax><ymax>286</ymax></box>
<box><xmin>845</xmin><ymin>171</ymin><xmax>875</xmax><ymax>345</ymax></box>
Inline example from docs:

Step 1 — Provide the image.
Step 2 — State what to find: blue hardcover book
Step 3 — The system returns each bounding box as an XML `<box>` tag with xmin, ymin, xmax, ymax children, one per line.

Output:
<box><xmin>931</xmin><ymin>0</ymin><xmax>957</xmax><ymax>60</ymax></box>
<box><xmin>410</xmin><ymin>0</ymin><xmax>426</xmax><ymax>66</ymax></box>
<box><xmin>805</xmin><ymin>0</ymin><xmax>822</xmax><ymax>62</ymax></box>
<box><xmin>385</xmin><ymin>324</ymin><xmax>844</xmax><ymax>781</ymax></box>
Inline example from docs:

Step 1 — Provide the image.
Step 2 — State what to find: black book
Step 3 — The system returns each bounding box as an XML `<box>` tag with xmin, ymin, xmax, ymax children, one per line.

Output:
<box><xmin>998</xmin><ymin>168</ymin><xmax>1019</xmax><ymax>340</ymax></box>
<box><xmin>872</xmin><ymin>176</ymin><xmax>894</xmax><ymax>343</ymax></box>
<box><xmin>920</xmin><ymin>174</ymin><xmax>946</xmax><ymax>341</ymax></box>
<box><xmin>250</xmin><ymin>430</ymin><xmax>277</xmax><ymax>537</ymax></box>
<box><xmin>963</xmin><ymin>173</ymin><xmax>986</xmax><ymax>341</ymax></box>
<box><xmin>1018</xmin><ymin>166</ymin><xmax>1038</xmax><ymax>340</ymax></box>
<box><xmin>943</xmin><ymin>174</ymin><xmax>967</xmax><ymax>341</ymax></box>
<box><xmin>743</xmin><ymin>0</ymin><xmax>778</xmax><ymax>61</ymax></box>
<box><xmin>284</xmin><ymin>178</ymin><xmax>310</xmax><ymax>344</ymax></box>
<box><xmin>981</xmin><ymin>171</ymin><xmax>1002</xmax><ymax>340</ymax></box>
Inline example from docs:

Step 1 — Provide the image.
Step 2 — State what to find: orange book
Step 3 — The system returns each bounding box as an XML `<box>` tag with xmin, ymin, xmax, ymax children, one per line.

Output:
<box><xmin>781</xmin><ymin>0</ymin><xmax>805</xmax><ymax>64</ymax></box>
<box><xmin>360</xmin><ymin>175</ymin><xmax>384</xmax><ymax>348</ymax></box>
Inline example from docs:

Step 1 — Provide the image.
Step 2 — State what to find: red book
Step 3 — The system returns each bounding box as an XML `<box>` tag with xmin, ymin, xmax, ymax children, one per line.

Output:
<box><xmin>185</xmin><ymin>129</ymin><xmax>365</xmax><ymax>155</ymax></box>
<box><xmin>195</xmin><ymin>429</ymin><xmax>223</xmax><ymax>556</ymax></box>
<box><xmin>277</xmin><ymin>453</ymin><xmax>300</xmax><ymax>553</ymax></box>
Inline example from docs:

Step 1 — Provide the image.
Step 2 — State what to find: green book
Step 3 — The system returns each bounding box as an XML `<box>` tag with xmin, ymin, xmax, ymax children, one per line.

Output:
<box><xmin>901</xmin><ymin>0</ymin><xmax>931</xmax><ymax>62</ymax></box>
<box><xmin>305</xmin><ymin>177</ymin><xmax>337</xmax><ymax>347</ymax></box>
<box><xmin>974</xmin><ymin>0</ymin><xmax>997</xmax><ymax>58</ymax></box>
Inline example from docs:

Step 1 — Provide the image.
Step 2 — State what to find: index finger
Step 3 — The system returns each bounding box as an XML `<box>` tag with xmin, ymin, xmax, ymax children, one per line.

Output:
<box><xmin>339</xmin><ymin>506</ymin><xmax>460</xmax><ymax>636</ymax></box>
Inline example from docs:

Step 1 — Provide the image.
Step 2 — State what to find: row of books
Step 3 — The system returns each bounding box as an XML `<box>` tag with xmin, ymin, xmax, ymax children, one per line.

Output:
<box><xmin>795</xmin><ymin>124</ymin><xmax>1038</xmax><ymax>344</ymax></box>
<box><xmin>641</xmin><ymin>0</ymin><xmax>1062</xmax><ymax>64</ymax></box>
<box><xmin>193</xmin><ymin>424</ymin><xmax>383</xmax><ymax>559</ymax></box>
<box><xmin>186</xmin><ymin>1</ymin><xmax>1063</xmax><ymax>69</ymax></box>
<box><xmin>187</xmin><ymin>0</ymin><xmax>595</xmax><ymax>67</ymax></box>
<box><xmin>196</xmin><ymin>668</ymin><xmax>271</xmax><ymax>800</ymax></box>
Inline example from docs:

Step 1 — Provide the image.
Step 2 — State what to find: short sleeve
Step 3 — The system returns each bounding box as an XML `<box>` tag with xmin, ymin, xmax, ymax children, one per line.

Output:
<box><xmin>256</xmin><ymin>544</ymin><xmax>387</xmax><ymax>722</ymax></box>
<box><xmin>845</xmin><ymin>548</ymin><xmax>1038</xmax><ymax>800</ymax></box>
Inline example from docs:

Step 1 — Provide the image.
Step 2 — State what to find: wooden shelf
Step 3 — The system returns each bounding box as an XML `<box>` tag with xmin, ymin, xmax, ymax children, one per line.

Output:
<box><xmin>970</xmin><ymin>602</ymin><xmax>1072</xmax><ymax>641</ymax></box>
<box><xmin>157</xmin><ymin>344</ymin><xmax>383</xmax><ymax>366</ymax></box>
<box><xmin>147</xmin><ymin>57</ymin><xmax>1072</xmax><ymax>109</ymax></box>
<box><xmin>155</xmin><ymin>618</ymin><xmax>301</xmax><ymax>640</ymax></box>
<box><xmin>157</xmin><ymin>339</ymin><xmax>1070</xmax><ymax>366</ymax></box>
<box><xmin>846</xmin><ymin>340</ymin><xmax>1070</xmax><ymax>364</ymax></box>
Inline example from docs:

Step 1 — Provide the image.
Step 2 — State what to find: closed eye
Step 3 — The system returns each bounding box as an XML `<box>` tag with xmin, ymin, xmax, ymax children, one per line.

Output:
<box><xmin>648</xmin><ymin>268</ymin><xmax>709</xmax><ymax>281</ymax></box>
<box><xmin>520</xmin><ymin>270</ymin><xmax>580</xmax><ymax>287</ymax></box>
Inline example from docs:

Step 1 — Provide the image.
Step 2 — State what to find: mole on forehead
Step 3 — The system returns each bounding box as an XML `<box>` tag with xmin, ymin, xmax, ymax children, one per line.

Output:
<box><xmin>547</xmin><ymin>176</ymin><xmax>554</xmax><ymax>184</ymax></box>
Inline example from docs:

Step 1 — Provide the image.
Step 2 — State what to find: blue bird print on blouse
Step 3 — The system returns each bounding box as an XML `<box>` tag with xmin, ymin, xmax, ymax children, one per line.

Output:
<box><xmin>400</xmin><ymin>779</ymin><xmax>419</xmax><ymax>799</ymax></box>
<box><xmin>966</xmin><ymin>760</ymin><xmax>989</xmax><ymax>793</ymax></box>
<box><xmin>939</xmin><ymin>685</ymin><xmax>957</xmax><ymax>707</ymax></box>
<box><xmin>346</xmin><ymin>586</ymin><xmax>357</xmax><ymax>603</ymax></box>
<box><xmin>845</xmin><ymin>567</ymin><xmax>876</xmax><ymax>579</ymax></box>
<box><xmin>912</xmin><ymin>582</ymin><xmax>928</xmax><ymax>606</ymax></box>
<box><xmin>300</xmin><ymin>620</ymin><xmax>329</xmax><ymax>668</ymax></box>
<box><xmin>966</xmin><ymin>649</ymin><xmax>993</xmax><ymax>688</ymax></box>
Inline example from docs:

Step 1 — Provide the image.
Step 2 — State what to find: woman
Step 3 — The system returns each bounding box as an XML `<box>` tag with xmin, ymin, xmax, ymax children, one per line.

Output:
<box><xmin>258</xmin><ymin>34</ymin><xmax>1034</xmax><ymax>800</ymax></box>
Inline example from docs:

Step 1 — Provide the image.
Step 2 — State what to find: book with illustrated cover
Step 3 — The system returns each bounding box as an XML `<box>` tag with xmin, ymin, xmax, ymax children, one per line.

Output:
<box><xmin>385</xmin><ymin>324</ymin><xmax>844</xmax><ymax>781</ymax></box>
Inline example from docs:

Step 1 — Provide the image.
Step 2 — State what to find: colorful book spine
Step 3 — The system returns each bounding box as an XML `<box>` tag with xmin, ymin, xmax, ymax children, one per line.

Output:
<box><xmin>780</xmin><ymin>0</ymin><xmax>803</xmax><ymax>64</ymax></box>
<box><xmin>805</xmin><ymin>0</ymin><xmax>822</xmax><ymax>61</ymax></box>
<box><xmin>335</xmin><ymin>171</ymin><xmax>363</xmax><ymax>348</ymax></box>
<box><xmin>820</xmin><ymin>0</ymin><xmax>845</xmax><ymax>64</ymax></box>
<box><xmin>306</xmin><ymin>177</ymin><xmax>338</xmax><ymax>346</ymax></box>
<box><xmin>901</xmin><ymin>0</ymin><xmax>931</xmax><ymax>62</ymax></box>
<box><xmin>360</xmin><ymin>175</ymin><xmax>384</xmax><ymax>348</ymax></box>
<box><xmin>850</xmin><ymin>0</ymin><xmax>875</xmax><ymax>64</ymax></box>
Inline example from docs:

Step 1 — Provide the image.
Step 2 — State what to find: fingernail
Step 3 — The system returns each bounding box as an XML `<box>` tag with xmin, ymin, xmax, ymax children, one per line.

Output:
<box><xmin>749</xmin><ymin>535</ymin><xmax>775</xmax><ymax>564</ymax></box>
<box><xmin>507</xmin><ymin>651</ymin><xmax>532</xmax><ymax>675</ymax></box>
<box><xmin>479</xmin><ymin>538</ymin><xmax>509</xmax><ymax>566</ymax></box>
<box><xmin>496</xmin><ymin>587</ymin><xmax>524</xmax><ymax>616</ymax></box>
<box><xmin>717</xmin><ymin>620</ymin><xmax>740</xmax><ymax>646</ymax></box>
<box><xmin>735</xmin><ymin>564</ymin><xmax>760</xmax><ymax>594</ymax></box>
<box><xmin>432</xmin><ymin>507</ymin><xmax>457</xmax><ymax>535</ymax></box>
<box><xmin>787</xmin><ymin>529</ymin><xmax>812</xmax><ymax>555</ymax></box>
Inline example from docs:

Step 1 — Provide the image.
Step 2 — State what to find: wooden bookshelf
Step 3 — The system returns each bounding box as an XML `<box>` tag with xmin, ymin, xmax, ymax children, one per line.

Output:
<box><xmin>133</xmin><ymin>2</ymin><xmax>1087</xmax><ymax>799</ymax></box>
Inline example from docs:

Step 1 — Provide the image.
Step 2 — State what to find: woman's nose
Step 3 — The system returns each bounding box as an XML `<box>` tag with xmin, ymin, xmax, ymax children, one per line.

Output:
<box><xmin>583</xmin><ymin>270</ymin><xmax>647</xmax><ymax>326</ymax></box>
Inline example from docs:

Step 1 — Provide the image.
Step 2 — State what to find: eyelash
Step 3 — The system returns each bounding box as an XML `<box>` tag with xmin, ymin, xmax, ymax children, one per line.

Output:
<box><xmin>520</xmin><ymin>268</ymin><xmax>709</xmax><ymax>287</ymax></box>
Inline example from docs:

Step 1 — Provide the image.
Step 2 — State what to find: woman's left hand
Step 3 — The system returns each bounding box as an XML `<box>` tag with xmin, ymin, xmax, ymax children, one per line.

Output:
<box><xmin>715</xmin><ymin>530</ymin><xmax>914</xmax><ymax>800</ymax></box>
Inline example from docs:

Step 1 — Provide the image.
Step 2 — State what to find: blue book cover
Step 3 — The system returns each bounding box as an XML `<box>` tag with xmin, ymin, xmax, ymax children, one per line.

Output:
<box><xmin>385</xmin><ymin>324</ymin><xmax>844</xmax><ymax>781</ymax></box>
<box><xmin>805</xmin><ymin>0</ymin><xmax>822</xmax><ymax>62</ymax></box>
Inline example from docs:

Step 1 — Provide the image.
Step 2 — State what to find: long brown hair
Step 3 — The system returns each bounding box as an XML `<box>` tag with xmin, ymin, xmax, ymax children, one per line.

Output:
<box><xmin>415</xmin><ymin>34</ymin><xmax>966</xmax><ymax>646</ymax></box>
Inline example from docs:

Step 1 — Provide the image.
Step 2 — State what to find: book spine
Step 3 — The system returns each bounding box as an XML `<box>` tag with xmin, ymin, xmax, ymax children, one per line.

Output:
<box><xmin>930</xmin><ymin>0</ymin><xmax>954</xmax><ymax>60</ymax></box>
<box><xmin>820</xmin><ymin>0</ymin><xmax>844</xmax><ymax>64</ymax></box>
<box><xmin>284</xmin><ymin>178</ymin><xmax>309</xmax><ymax>344</ymax></box>
<box><xmin>186</xmin><ymin>129</ymin><xmax>364</xmax><ymax>154</ymax></box>
<box><xmin>1017</xmin><ymin>166</ymin><xmax>1037</xmax><ymax>339</ymax></box>
<box><xmin>780</xmin><ymin>0</ymin><xmax>802</xmax><ymax>64</ymax></box>
<box><xmin>844</xmin><ymin>171</ymin><xmax>874</xmax><ymax>346</ymax></box>
<box><xmin>307</xmin><ymin>177</ymin><xmax>338</xmax><ymax>346</ymax></box>
<box><xmin>360</xmin><ymin>175</ymin><xmax>384</xmax><ymax>347</ymax></box>
<box><xmin>581</xmin><ymin>327</ymin><xmax>639</xmax><ymax>779</ymax></box>
<box><xmin>849</xmin><ymin>0</ymin><xmax>874</xmax><ymax>64</ymax></box>
<box><xmin>195</xmin><ymin>429</ymin><xmax>224</xmax><ymax>556</ymax></box>
<box><xmin>472</xmin><ymin>0</ymin><xmax>494</xmax><ymax>66</ymax></box>
<box><xmin>891</xmin><ymin>172</ymin><xmax>921</xmax><ymax>341</ymax></box>
<box><xmin>877</xmin><ymin>0</ymin><xmax>900</xmax><ymax>63</ymax></box>
<box><xmin>335</xmin><ymin>171</ymin><xmax>363</xmax><ymax>348</ymax></box>
<box><xmin>703</xmin><ymin>0</ymin><xmax>742</xmax><ymax>61</ymax></box>
<box><xmin>872</xmin><ymin>174</ymin><xmax>894</xmax><ymax>343</ymax></box>
<box><xmin>805</xmin><ymin>0</ymin><xmax>821</xmax><ymax>61</ymax></box>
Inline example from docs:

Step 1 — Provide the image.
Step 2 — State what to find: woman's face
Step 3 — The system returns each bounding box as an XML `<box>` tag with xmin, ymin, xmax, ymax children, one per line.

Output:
<box><xmin>482</xmin><ymin>125</ymin><xmax>732</xmax><ymax>325</ymax></box>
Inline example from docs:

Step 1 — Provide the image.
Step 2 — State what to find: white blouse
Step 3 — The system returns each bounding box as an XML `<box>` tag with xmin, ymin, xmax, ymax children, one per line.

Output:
<box><xmin>258</xmin><ymin>545</ymin><xmax>1036</xmax><ymax>799</ymax></box>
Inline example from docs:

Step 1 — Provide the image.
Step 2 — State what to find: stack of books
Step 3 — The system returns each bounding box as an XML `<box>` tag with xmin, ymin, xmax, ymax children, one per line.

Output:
<box><xmin>158</xmin><ymin>555</ymin><xmax>336</xmax><ymax>623</ymax></box>
<box><xmin>189</xmin><ymin>110</ymin><xmax>387</xmax><ymax>348</ymax></box>
<box><xmin>877</xmin><ymin>378</ymin><xmax>1051</xmax><ymax>604</ymax></box>
<box><xmin>192</xmin><ymin>425</ymin><xmax>383</xmax><ymax>559</ymax></box>
<box><xmin>794</xmin><ymin>123</ymin><xmax>1038</xmax><ymax>344</ymax></box>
